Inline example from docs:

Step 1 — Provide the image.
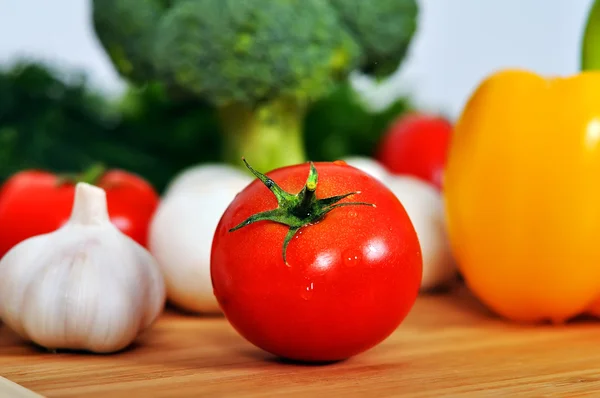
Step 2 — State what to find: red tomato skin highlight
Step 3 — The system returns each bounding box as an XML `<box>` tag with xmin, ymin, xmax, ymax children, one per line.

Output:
<box><xmin>0</xmin><ymin>169</ymin><xmax>159</xmax><ymax>258</ymax></box>
<box><xmin>376</xmin><ymin>113</ymin><xmax>453</xmax><ymax>190</ymax></box>
<box><xmin>211</xmin><ymin>162</ymin><xmax>422</xmax><ymax>362</ymax></box>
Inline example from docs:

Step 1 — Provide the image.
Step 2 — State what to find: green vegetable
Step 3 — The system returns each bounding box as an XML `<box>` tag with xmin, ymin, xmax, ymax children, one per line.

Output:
<box><xmin>0</xmin><ymin>62</ymin><xmax>222</xmax><ymax>191</ymax></box>
<box><xmin>329</xmin><ymin>0</ymin><xmax>418</xmax><ymax>77</ymax></box>
<box><xmin>91</xmin><ymin>0</ymin><xmax>163</xmax><ymax>83</ymax></box>
<box><xmin>304</xmin><ymin>82</ymin><xmax>413</xmax><ymax>161</ymax></box>
<box><xmin>92</xmin><ymin>0</ymin><xmax>418</xmax><ymax>173</ymax></box>
<box><xmin>0</xmin><ymin>62</ymin><xmax>116</xmax><ymax>180</ymax></box>
<box><xmin>582</xmin><ymin>0</ymin><xmax>600</xmax><ymax>70</ymax></box>
<box><xmin>0</xmin><ymin>61</ymin><xmax>411</xmax><ymax>192</ymax></box>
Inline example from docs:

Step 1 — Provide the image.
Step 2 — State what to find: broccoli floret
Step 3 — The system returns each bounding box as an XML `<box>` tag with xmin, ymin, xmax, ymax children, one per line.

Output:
<box><xmin>328</xmin><ymin>0</ymin><xmax>419</xmax><ymax>77</ymax></box>
<box><xmin>92</xmin><ymin>0</ymin><xmax>418</xmax><ymax>172</ymax></box>
<box><xmin>154</xmin><ymin>0</ymin><xmax>359</xmax><ymax>107</ymax></box>
<box><xmin>92</xmin><ymin>0</ymin><xmax>166</xmax><ymax>83</ymax></box>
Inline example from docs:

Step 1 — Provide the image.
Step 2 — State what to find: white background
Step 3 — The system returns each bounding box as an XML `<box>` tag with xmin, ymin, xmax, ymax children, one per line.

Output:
<box><xmin>0</xmin><ymin>0</ymin><xmax>594</xmax><ymax>120</ymax></box>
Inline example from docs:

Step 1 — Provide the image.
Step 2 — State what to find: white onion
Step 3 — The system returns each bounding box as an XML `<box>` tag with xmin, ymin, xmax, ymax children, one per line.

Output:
<box><xmin>149</xmin><ymin>164</ymin><xmax>252</xmax><ymax>314</ymax></box>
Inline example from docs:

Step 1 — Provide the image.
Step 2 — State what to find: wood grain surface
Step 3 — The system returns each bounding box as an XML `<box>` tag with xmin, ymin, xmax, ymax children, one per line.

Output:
<box><xmin>2</xmin><ymin>286</ymin><xmax>600</xmax><ymax>397</ymax></box>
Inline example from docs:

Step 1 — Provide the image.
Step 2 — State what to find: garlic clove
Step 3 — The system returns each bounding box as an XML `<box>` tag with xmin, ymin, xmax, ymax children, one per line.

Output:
<box><xmin>0</xmin><ymin>182</ymin><xmax>166</xmax><ymax>353</ymax></box>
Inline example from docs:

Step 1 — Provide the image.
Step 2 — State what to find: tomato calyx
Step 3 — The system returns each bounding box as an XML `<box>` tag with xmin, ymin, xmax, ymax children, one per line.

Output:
<box><xmin>229</xmin><ymin>158</ymin><xmax>375</xmax><ymax>266</ymax></box>
<box><xmin>56</xmin><ymin>163</ymin><xmax>107</xmax><ymax>187</ymax></box>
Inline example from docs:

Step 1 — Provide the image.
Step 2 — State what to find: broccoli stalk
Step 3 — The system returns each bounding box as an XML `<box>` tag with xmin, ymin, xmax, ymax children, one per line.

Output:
<box><xmin>218</xmin><ymin>100</ymin><xmax>307</xmax><ymax>172</ymax></box>
<box><xmin>92</xmin><ymin>0</ymin><xmax>418</xmax><ymax>173</ymax></box>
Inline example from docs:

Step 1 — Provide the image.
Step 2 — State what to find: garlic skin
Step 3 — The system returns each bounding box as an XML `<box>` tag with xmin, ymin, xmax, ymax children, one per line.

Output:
<box><xmin>344</xmin><ymin>156</ymin><xmax>457</xmax><ymax>291</ymax></box>
<box><xmin>0</xmin><ymin>183</ymin><xmax>166</xmax><ymax>353</ymax></box>
<box><xmin>149</xmin><ymin>164</ymin><xmax>252</xmax><ymax>314</ymax></box>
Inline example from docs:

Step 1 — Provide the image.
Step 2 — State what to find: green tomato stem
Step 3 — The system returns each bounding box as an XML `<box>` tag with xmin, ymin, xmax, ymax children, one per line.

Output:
<box><xmin>229</xmin><ymin>158</ymin><xmax>375</xmax><ymax>266</ymax></box>
<box><xmin>218</xmin><ymin>98</ymin><xmax>307</xmax><ymax>174</ymax></box>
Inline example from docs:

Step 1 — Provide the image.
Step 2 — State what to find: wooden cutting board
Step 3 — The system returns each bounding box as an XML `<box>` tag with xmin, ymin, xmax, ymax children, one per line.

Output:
<box><xmin>1</xmin><ymin>286</ymin><xmax>600</xmax><ymax>397</ymax></box>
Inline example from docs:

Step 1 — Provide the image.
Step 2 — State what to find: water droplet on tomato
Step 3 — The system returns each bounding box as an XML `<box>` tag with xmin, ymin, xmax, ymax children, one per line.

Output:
<box><xmin>348</xmin><ymin>211</ymin><xmax>358</xmax><ymax>218</ymax></box>
<box><xmin>301</xmin><ymin>282</ymin><xmax>314</xmax><ymax>300</ymax></box>
<box><xmin>343</xmin><ymin>251</ymin><xmax>362</xmax><ymax>267</ymax></box>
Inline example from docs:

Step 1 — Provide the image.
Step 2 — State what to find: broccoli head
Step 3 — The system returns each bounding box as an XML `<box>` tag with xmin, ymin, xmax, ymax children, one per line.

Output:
<box><xmin>154</xmin><ymin>0</ymin><xmax>360</xmax><ymax>107</ymax></box>
<box><xmin>92</xmin><ymin>0</ymin><xmax>418</xmax><ymax>173</ymax></box>
<box><xmin>328</xmin><ymin>0</ymin><xmax>419</xmax><ymax>77</ymax></box>
<box><xmin>92</xmin><ymin>0</ymin><xmax>166</xmax><ymax>83</ymax></box>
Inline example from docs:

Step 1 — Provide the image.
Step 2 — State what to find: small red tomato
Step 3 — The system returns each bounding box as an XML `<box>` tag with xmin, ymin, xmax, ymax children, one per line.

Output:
<box><xmin>0</xmin><ymin>165</ymin><xmax>159</xmax><ymax>258</ymax></box>
<box><xmin>211</xmin><ymin>159</ymin><xmax>422</xmax><ymax>362</ymax></box>
<box><xmin>376</xmin><ymin>113</ymin><xmax>453</xmax><ymax>190</ymax></box>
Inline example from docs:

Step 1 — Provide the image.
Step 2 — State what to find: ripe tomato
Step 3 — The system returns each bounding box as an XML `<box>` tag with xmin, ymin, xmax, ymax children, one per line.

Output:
<box><xmin>0</xmin><ymin>166</ymin><xmax>159</xmax><ymax>258</ymax></box>
<box><xmin>211</xmin><ymin>159</ymin><xmax>422</xmax><ymax>362</ymax></box>
<box><xmin>376</xmin><ymin>113</ymin><xmax>453</xmax><ymax>190</ymax></box>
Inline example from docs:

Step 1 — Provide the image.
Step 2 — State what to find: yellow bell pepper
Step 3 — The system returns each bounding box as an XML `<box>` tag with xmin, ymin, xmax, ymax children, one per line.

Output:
<box><xmin>444</xmin><ymin>69</ymin><xmax>600</xmax><ymax>323</ymax></box>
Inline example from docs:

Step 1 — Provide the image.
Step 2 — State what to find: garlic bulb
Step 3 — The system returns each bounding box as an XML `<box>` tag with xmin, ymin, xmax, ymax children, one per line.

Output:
<box><xmin>149</xmin><ymin>164</ymin><xmax>252</xmax><ymax>314</ymax></box>
<box><xmin>0</xmin><ymin>182</ymin><xmax>166</xmax><ymax>353</ymax></box>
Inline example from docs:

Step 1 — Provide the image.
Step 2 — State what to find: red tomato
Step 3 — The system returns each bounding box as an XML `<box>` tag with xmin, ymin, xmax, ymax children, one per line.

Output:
<box><xmin>376</xmin><ymin>113</ymin><xmax>453</xmax><ymax>190</ymax></box>
<box><xmin>0</xmin><ymin>167</ymin><xmax>159</xmax><ymax>259</ymax></box>
<box><xmin>211</xmin><ymin>160</ymin><xmax>422</xmax><ymax>362</ymax></box>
